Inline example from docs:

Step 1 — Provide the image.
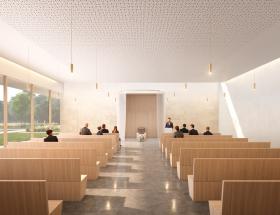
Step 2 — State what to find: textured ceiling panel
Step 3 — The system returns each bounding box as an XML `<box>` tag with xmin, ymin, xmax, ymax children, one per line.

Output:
<box><xmin>0</xmin><ymin>0</ymin><xmax>280</xmax><ymax>82</ymax></box>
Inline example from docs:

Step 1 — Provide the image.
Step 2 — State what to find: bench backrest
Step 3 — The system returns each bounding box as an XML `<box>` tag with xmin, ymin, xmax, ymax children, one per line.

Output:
<box><xmin>193</xmin><ymin>158</ymin><xmax>280</xmax><ymax>182</ymax></box>
<box><xmin>180</xmin><ymin>148</ymin><xmax>280</xmax><ymax>167</ymax></box>
<box><xmin>222</xmin><ymin>180</ymin><xmax>280</xmax><ymax>215</ymax></box>
<box><xmin>0</xmin><ymin>158</ymin><xmax>81</xmax><ymax>181</ymax></box>
<box><xmin>165</xmin><ymin>137</ymin><xmax>247</xmax><ymax>154</ymax></box>
<box><xmin>173</xmin><ymin>142</ymin><xmax>271</xmax><ymax>157</ymax></box>
<box><xmin>0</xmin><ymin>180</ymin><xmax>49</xmax><ymax>215</ymax></box>
<box><xmin>0</xmin><ymin>148</ymin><xmax>97</xmax><ymax>166</ymax></box>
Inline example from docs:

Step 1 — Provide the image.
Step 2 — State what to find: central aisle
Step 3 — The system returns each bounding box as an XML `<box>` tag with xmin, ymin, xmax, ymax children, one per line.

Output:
<box><xmin>63</xmin><ymin>139</ymin><xmax>209</xmax><ymax>215</ymax></box>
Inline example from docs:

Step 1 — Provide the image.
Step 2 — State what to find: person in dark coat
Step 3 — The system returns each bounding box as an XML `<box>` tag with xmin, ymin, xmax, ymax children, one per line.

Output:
<box><xmin>189</xmin><ymin>124</ymin><xmax>199</xmax><ymax>135</ymax></box>
<box><xmin>165</xmin><ymin>117</ymin><xmax>174</xmax><ymax>129</ymax></box>
<box><xmin>80</xmin><ymin>123</ymin><xmax>92</xmax><ymax>135</ymax></box>
<box><xmin>180</xmin><ymin>124</ymin><xmax>189</xmax><ymax>133</ymax></box>
<box><xmin>173</xmin><ymin>126</ymin><xmax>184</xmax><ymax>138</ymax></box>
<box><xmin>44</xmin><ymin>129</ymin><xmax>58</xmax><ymax>142</ymax></box>
<box><xmin>203</xmin><ymin>126</ymin><xmax>213</xmax><ymax>135</ymax></box>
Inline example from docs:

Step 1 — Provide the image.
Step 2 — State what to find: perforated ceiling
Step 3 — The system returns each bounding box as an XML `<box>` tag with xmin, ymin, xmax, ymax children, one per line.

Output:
<box><xmin>0</xmin><ymin>0</ymin><xmax>280</xmax><ymax>82</ymax></box>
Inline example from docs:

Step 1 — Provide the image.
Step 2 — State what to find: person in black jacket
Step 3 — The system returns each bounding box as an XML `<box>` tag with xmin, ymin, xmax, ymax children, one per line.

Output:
<box><xmin>101</xmin><ymin>124</ymin><xmax>109</xmax><ymax>134</ymax></box>
<box><xmin>173</xmin><ymin>126</ymin><xmax>184</xmax><ymax>138</ymax></box>
<box><xmin>165</xmin><ymin>117</ymin><xmax>174</xmax><ymax>129</ymax></box>
<box><xmin>44</xmin><ymin>129</ymin><xmax>58</xmax><ymax>142</ymax></box>
<box><xmin>180</xmin><ymin>124</ymin><xmax>189</xmax><ymax>133</ymax></box>
<box><xmin>189</xmin><ymin>124</ymin><xmax>199</xmax><ymax>135</ymax></box>
<box><xmin>96</xmin><ymin>126</ymin><xmax>103</xmax><ymax>135</ymax></box>
<box><xmin>80</xmin><ymin>123</ymin><xmax>92</xmax><ymax>135</ymax></box>
<box><xmin>203</xmin><ymin>126</ymin><xmax>213</xmax><ymax>135</ymax></box>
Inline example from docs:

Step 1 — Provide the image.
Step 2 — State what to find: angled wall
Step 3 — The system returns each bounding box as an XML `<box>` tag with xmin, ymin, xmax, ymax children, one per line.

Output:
<box><xmin>219</xmin><ymin>58</ymin><xmax>280</xmax><ymax>147</ymax></box>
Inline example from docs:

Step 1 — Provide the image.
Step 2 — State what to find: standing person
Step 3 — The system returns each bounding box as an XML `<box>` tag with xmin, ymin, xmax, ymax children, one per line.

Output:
<box><xmin>203</xmin><ymin>126</ymin><xmax>213</xmax><ymax>135</ymax></box>
<box><xmin>165</xmin><ymin>117</ymin><xmax>174</xmax><ymax>129</ymax></box>
<box><xmin>112</xmin><ymin>126</ymin><xmax>119</xmax><ymax>133</ymax></box>
<box><xmin>173</xmin><ymin>126</ymin><xmax>184</xmax><ymax>138</ymax></box>
<box><xmin>44</xmin><ymin>129</ymin><xmax>58</xmax><ymax>142</ymax></box>
<box><xmin>101</xmin><ymin>124</ymin><xmax>109</xmax><ymax>134</ymax></box>
<box><xmin>80</xmin><ymin>123</ymin><xmax>92</xmax><ymax>135</ymax></box>
<box><xmin>189</xmin><ymin>124</ymin><xmax>199</xmax><ymax>135</ymax></box>
<box><xmin>96</xmin><ymin>126</ymin><xmax>103</xmax><ymax>135</ymax></box>
<box><xmin>180</xmin><ymin>124</ymin><xmax>189</xmax><ymax>133</ymax></box>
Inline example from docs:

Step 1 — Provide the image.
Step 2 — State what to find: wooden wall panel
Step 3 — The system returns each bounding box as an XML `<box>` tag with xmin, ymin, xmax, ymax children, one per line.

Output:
<box><xmin>126</xmin><ymin>94</ymin><xmax>157</xmax><ymax>138</ymax></box>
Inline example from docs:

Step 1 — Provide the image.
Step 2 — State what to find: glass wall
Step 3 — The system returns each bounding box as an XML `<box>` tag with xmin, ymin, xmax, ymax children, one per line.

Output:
<box><xmin>7</xmin><ymin>78</ymin><xmax>31</xmax><ymax>142</ymax></box>
<box><xmin>34</xmin><ymin>87</ymin><xmax>49</xmax><ymax>138</ymax></box>
<box><xmin>0</xmin><ymin>75</ymin><xmax>61</xmax><ymax>144</ymax></box>
<box><xmin>51</xmin><ymin>92</ymin><xmax>61</xmax><ymax>134</ymax></box>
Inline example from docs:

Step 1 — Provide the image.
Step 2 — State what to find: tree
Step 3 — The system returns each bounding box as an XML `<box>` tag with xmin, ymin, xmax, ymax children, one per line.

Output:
<box><xmin>35</xmin><ymin>95</ymin><xmax>48</xmax><ymax>123</ymax></box>
<box><xmin>9</xmin><ymin>92</ymin><xmax>30</xmax><ymax>123</ymax></box>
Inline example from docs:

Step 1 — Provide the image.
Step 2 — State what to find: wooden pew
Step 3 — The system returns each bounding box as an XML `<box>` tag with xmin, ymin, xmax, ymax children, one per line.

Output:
<box><xmin>0</xmin><ymin>180</ymin><xmax>62</xmax><ymax>215</ymax></box>
<box><xmin>188</xmin><ymin>158</ymin><xmax>280</xmax><ymax>201</ymax></box>
<box><xmin>0</xmin><ymin>158</ymin><xmax>87</xmax><ymax>201</ymax></box>
<box><xmin>178</xmin><ymin>148</ymin><xmax>279</xmax><ymax>180</ymax></box>
<box><xmin>58</xmin><ymin>133</ymin><xmax>120</xmax><ymax>151</ymax></box>
<box><xmin>58</xmin><ymin>136</ymin><xmax>116</xmax><ymax>158</ymax></box>
<box><xmin>8</xmin><ymin>141</ymin><xmax>108</xmax><ymax>167</ymax></box>
<box><xmin>209</xmin><ymin>180</ymin><xmax>280</xmax><ymax>215</ymax></box>
<box><xmin>164</xmin><ymin>136</ymin><xmax>248</xmax><ymax>159</ymax></box>
<box><xmin>160</xmin><ymin>134</ymin><xmax>232</xmax><ymax>152</ymax></box>
<box><xmin>0</xmin><ymin>148</ymin><xmax>100</xmax><ymax>180</ymax></box>
<box><xmin>171</xmin><ymin>141</ymin><xmax>270</xmax><ymax>168</ymax></box>
<box><xmin>160</xmin><ymin>133</ymin><xmax>173</xmax><ymax>148</ymax></box>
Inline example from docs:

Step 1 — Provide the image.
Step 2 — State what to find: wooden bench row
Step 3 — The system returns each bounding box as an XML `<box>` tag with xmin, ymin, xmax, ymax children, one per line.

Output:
<box><xmin>164</xmin><ymin>137</ymin><xmax>249</xmax><ymax>159</ymax></box>
<box><xmin>188</xmin><ymin>158</ymin><xmax>280</xmax><ymax>201</ymax></box>
<box><xmin>0</xmin><ymin>148</ymin><xmax>100</xmax><ymax>180</ymax></box>
<box><xmin>0</xmin><ymin>158</ymin><xmax>86</xmax><ymax>201</ymax></box>
<box><xmin>8</xmin><ymin>141</ymin><xmax>108</xmax><ymax>167</ymax></box>
<box><xmin>171</xmin><ymin>141</ymin><xmax>271</xmax><ymax>168</ymax></box>
<box><xmin>177</xmin><ymin>148</ymin><xmax>278</xmax><ymax>180</ymax></box>
<box><xmin>209</xmin><ymin>180</ymin><xmax>280</xmax><ymax>215</ymax></box>
<box><xmin>160</xmin><ymin>134</ymin><xmax>233</xmax><ymax>152</ymax></box>
<box><xmin>0</xmin><ymin>180</ymin><xmax>63</xmax><ymax>215</ymax></box>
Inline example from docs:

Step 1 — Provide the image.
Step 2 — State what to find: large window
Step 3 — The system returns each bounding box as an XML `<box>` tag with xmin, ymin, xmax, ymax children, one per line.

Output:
<box><xmin>51</xmin><ymin>92</ymin><xmax>61</xmax><ymax>134</ymax></box>
<box><xmin>8</xmin><ymin>78</ymin><xmax>31</xmax><ymax>142</ymax></box>
<box><xmin>0</xmin><ymin>75</ymin><xmax>61</xmax><ymax>145</ymax></box>
<box><xmin>34</xmin><ymin>87</ymin><xmax>49</xmax><ymax>138</ymax></box>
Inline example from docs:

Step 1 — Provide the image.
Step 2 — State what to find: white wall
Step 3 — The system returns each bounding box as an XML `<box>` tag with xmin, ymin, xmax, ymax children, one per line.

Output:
<box><xmin>165</xmin><ymin>83</ymin><xmax>219</xmax><ymax>133</ymax></box>
<box><xmin>61</xmin><ymin>83</ymin><xmax>117</xmax><ymax>134</ymax></box>
<box><xmin>219</xmin><ymin>58</ymin><xmax>280</xmax><ymax>147</ymax></box>
<box><xmin>61</xmin><ymin>82</ymin><xmax>219</xmax><ymax>136</ymax></box>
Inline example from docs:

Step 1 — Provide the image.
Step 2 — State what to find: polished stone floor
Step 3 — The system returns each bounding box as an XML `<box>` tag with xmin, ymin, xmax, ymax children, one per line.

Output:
<box><xmin>62</xmin><ymin>139</ymin><xmax>209</xmax><ymax>215</ymax></box>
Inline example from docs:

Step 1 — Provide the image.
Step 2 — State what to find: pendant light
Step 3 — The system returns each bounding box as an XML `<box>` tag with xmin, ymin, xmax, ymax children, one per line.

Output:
<box><xmin>208</xmin><ymin>1</ymin><xmax>213</xmax><ymax>75</ymax></box>
<box><xmin>208</xmin><ymin>63</ymin><xmax>213</xmax><ymax>75</ymax></box>
<box><xmin>95</xmin><ymin>49</ymin><xmax>99</xmax><ymax>89</ymax></box>
<box><xmin>70</xmin><ymin>0</ymin><xmax>74</xmax><ymax>73</ymax></box>
<box><xmin>252</xmin><ymin>71</ymin><xmax>256</xmax><ymax>90</ymax></box>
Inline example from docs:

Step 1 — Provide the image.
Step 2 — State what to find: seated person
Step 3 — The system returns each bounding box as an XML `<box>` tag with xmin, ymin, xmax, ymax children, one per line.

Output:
<box><xmin>101</xmin><ymin>124</ymin><xmax>109</xmax><ymax>134</ymax></box>
<box><xmin>165</xmin><ymin>117</ymin><xmax>174</xmax><ymax>129</ymax></box>
<box><xmin>173</xmin><ymin>126</ymin><xmax>184</xmax><ymax>138</ymax></box>
<box><xmin>96</xmin><ymin>126</ymin><xmax>103</xmax><ymax>135</ymax></box>
<box><xmin>180</xmin><ymin>123</ymin><xmax>189</xmax><ymax>133</ymax></box>
<box><xmin>44</xmin><ymin>129</ymin><xmax>58</xmax><ymax>142</ymax></box>
<box><xmin>80</xmin><ymin>123</ymin><xmax>92</xmax><ymax>135</ymax></box>
<box><xmin>203</xmin><ymin>126</ymin><xmax>213</xmax><ymax>135</ymax></box>
<box><xmin>112</xmin><ymin>126</ymin><xmax>119</xmax><ymax>133</ymax></box>
<box><xmin>189</xmin><ymin>124</ymin><xmax>199</xmax><ymax>135</ymax></box>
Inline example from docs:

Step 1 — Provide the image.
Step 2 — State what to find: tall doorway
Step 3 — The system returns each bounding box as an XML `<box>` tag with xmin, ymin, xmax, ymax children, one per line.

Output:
<box><xmin>125</xmin><ymin>94</ymin><xmax>158</xmax><ymax>138</ymax></box>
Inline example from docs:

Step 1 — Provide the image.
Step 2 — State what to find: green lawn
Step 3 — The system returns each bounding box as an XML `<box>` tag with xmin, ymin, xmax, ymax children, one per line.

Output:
<box><xmin>0</xmin><ymin>132</ymin><xmax>49</xmax><ymax>146</ymax></box>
